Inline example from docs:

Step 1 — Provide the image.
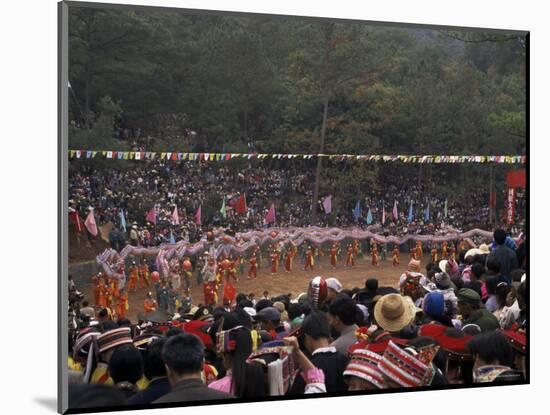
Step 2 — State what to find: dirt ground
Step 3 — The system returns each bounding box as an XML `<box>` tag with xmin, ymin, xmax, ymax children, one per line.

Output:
<box><xmin>79</xmin><ymin>253</ymin><xmax>431</xmax><ymax>322</ymax></box>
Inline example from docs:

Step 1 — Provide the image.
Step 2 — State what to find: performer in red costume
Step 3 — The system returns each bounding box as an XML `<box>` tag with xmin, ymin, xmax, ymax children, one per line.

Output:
<box><xmin>392</xmin><ymin>247</ymin><xmax>400</xmax><ymax>266</ymax></box>
<box><xmin>248</xmin><ymin>255</ymin><xmax>257</xmax><ymax>279</ymax></box>
<box><xmin>270</xmin><ymin>250</ymin><xmax>279</xmax><ymax>275</ymax></box>
<box><xmin>346</xmin><ymin>244</ymin><xmax>355</xmax><ymax>267</ymax></box>
<box><xmin>304</xmin><ymin>246</ymin><xmax>314</xmax><ymax>271</ymax></box>
<box><xmin>330</xmin><ymin>243</ymin><xmax>338</xmax><ymax>269</ymax></box>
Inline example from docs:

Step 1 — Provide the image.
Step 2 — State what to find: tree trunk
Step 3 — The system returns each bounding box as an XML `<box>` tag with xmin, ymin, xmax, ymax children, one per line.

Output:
<box><xmin>311</xmin><ymin>94</ymin><xmax>329</xmax><ymax>224</ymax></box>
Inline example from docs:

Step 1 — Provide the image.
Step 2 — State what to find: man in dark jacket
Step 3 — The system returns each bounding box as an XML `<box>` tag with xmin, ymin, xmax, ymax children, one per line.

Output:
<box><xmin>153</xmin><ymin>334</ymin><xmax>232</xmax><ymax>403</ymax></box>
<box><xmin>128</xmin><ymin>338</ymin><xmax>170</xmax><ymax>405</ymax></box>
<box><xmin>288</xmin><ymin>311</ymin><xmax>349</xmax><ymax>394</ymax></box>
<box><xmin>487</xmin><ymin>229</ymin><xmax>518</xmax><ymax>283</ymax></box>
<box><xmin>457</xmin><ymin>288</ymin><xmax>499</xmax><ymax>332</ymax></box>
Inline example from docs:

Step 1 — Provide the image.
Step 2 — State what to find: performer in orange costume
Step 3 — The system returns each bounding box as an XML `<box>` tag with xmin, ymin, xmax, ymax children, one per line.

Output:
<box><xmin>128</xmin><ymin>261</ymin><xmax>138</xmax><ymax>292</ymax></box>
<box><xmin>116</xmin><ymin>288</ymin><xmax>129</xmax><ymax>319</ymax></box>
<box><xmin>139</xmin><ymin>259</ymin><xmax>150</xmax><ymax>289</ymax></box>
<box><xmin>248</xmin><ymin>255</ymin><xmax>257</xmax><ymax>279</ymax></box>
<box><xmin>353</xmin><ymin>240</ymin><xmax>360</xmax><ymax>257</ymax></box>
<box><xmin>304</xmin><ymin>246</ymin><xmax>314</xmax><ymax>271</ymax></box>
<box><xmin>108</xmin><ymin>277</ymin><xmax>119</xmax><ymax>308</ymax></box>
<box><xmin>143</xmin><ymin>292</ymin><xmax>157</xmax><ymax>313</ymax></box>
<box><xmin>284</xmin><ymin>247</ymin><xmax>295</xmax><ymax>272</ymax></box>
<box><xmin>270</xmin><ymin>251</ymin><xmax>279</xmax><ymax>275</ymax></box>
<box><xmin>330</xmin><ymin>243</ymin><xmax>338</xmax><ymax>269</ymax></box>
<box><xmin>346</xmin><ymin>244</ymin><xmax>355</xmax><ymax>267</ymax></box>
<box><xmin>226</xmin><ymin>258</ymin><xmax>238</xmax><ymax>283</ymax></box>
<box><xmin>441</xmin><ymin>241</ymin><xmax>448</xmax><ymax>259</ymax></box>
<box><xmin>392</xmin><ymin>247</ymin><xmax>400</xmax><ymax>266</ymax></box>
<box><xmin>458</xmin><ymin>239</ymin><xmax>467</xmax><ymax>254</ymax></box>
<box><xmin>92</xmin><ymin>273</ymin><xmax>100</xmax><ymax>305</ymax></box>
<box><xmin>410</xmin><ymin>247</ymin><xmax>417</xmax><ymax>260</ymax></box>
<box><xmin>431</xmin><ymin>246</ymin><xmax>438</xmax><ymax>263</ymax></box>
<box><xmin>415</xmin><ymin>241</ymin><xmax>423</xmax><ymax>260</ymax></box>
<box><xmin>371</xmin><ymin>244</ymin><xmax>379</xmax><ymax>266</ymax></box>
<box><xmin>449</xmin><ymin>244</ymin><xmax>456</xmax><ymax>261</ymax></box>
<box><xmin>98</xmin><ymin>284</ymin><xmax>109</xmax><ymax>308</ymax></box>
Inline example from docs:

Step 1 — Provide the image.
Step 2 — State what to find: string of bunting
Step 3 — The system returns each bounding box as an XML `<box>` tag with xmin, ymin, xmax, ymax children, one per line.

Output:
<box><xmin>69</xmin><ymin>150</ymin><xmax>526</xmax><ymax>164</ymax></box>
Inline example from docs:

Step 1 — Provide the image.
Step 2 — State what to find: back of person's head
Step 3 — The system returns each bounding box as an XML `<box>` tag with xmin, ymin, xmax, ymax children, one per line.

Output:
<box><xmin>472</xmin><ymin>254</ymin><xmax>486</xmax><ymax>266</ymax></box>
<box><xmin>235</xmin><ymin>293</ymin><xmax>248</xmax><ymax>305</ymax></box>
<box><xmin>493</xmin><ymin>229</ymin><xmax>507</xmax><ymax>245</ymax></box>
<box><xmin>517</xmin><ymin>281</ymin><xmax>527</xmax><ymax>303</ymax></box>
<box><xmin>366</xmin><ymin>278</ymin><xmax>379</xmax><ymax>292</ymax></box>
<box><xmin>162</xmin><ymin>333</ymin><xmax>204</xmax><ymax>377</ymax></box>
<box><xmin>471</xmin><ymin>263</ymin><xmax>486</xmax><ymax>279</ymax></box>
<box><xmin>255</xmin><ymin>298</ymin><xmax>272</xmax><ymax>312</ymax></box>
<box><xmin>458</xmin><ymin>250</ymin><xmax>467</xmax><ymax>264</ymax></box>
<box><xmin>82</xmin><ymin>300</ymin><xmax>89</xmax><ymax>307</ymax></box>
<box><xmin>238</xmin><ymin>299</ymin><xmax>254</xmax><ymax>309</ymax></box>
<box><xmin>233</xmin><ymin>307</ymin><xmax>253</xmax><ymax>329</ymax></box>
<box><xmin>510</xmin><ymin>269</ymin><xmax>525</xmax><ymax>283</ymax></box>
<box><xmin>69</xmin><ymin>384</ymin><xmax>127</xmax><ymax>409</ymax></box>
<box><xmin>99</xmin><ymin>320</ymin><xmax>118</xmax><ymax>332</ymax></box>
<box><xmin>144</xmin><ymin>338</ymin><xmax>167</xmax><ymax>380</ymax></box>
<box><xmin>165</xmin><ymin>327</ymin><xmax>183</xmax><ymax>338</ymax></box>
<box><xmin>109</xmin><ymin>345</ymin><xmax>143</xmax><ymax>384</ymax></box>
<box><xmin>328</xmin><ymin>295</ymin><xmax>357</xmax><ymax>326</ymax></box>
<box><xmin>427</xmin><ymin>266</ymin><xmax>442</xmax><ymax>280</ymax></box>
<box><xmin>117</xmin><ymin>318</ymin><xmax>131</xmax><ymax>327</ymax></box>
<box><xmin>495</xmin><ymin>282</ymin><xmax>511</xmax><ymax>309</ymax></box>
<box><xmin>486</xmin><ymin>258</ymin><xmax>501</xmax><ymax>275</ymax></box>
<box><xmin>301</xmin><ymin>311</ymin><xmax>330</xmax><ymax>340</ymax></box>
<box><xmin>287</xmin><ymin>302</ymin><xmax>303</xmax><ymax>321</ymax></box>
<box><xmin>98</xmin><ymin>309</ymin><xmax>111</xmax><ymax>321</ymax></box>
<box><xmin>485</xmin><ymin>276</ymin><xmax>499</xmax><ymax>295</ymax></box>
<box><xmin>467</xmin><ymin>331</ymin><xmax>514</xmax><ymax>367</ymax></box>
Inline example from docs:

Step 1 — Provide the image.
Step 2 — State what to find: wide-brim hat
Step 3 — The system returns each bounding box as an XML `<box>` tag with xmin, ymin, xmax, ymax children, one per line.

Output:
<box><xmin>465</xmin><ymin>248</ymin><xmax>483</xmax><ymax>259</ymax></box>
<box><xmin>478</xmin><ymin>244</ymin><xmax>491</xmax><ymax>255</ymax></box>
<box><xmin>374</xmin><ymin>294</ymin><xmax>415</xmax><ymax>333</ymax></box>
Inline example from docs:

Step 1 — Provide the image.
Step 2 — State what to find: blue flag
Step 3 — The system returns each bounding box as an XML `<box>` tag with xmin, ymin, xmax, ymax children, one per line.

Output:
<box><xmin>170</xmin><ymin>230</ymin><xmax>176</xmax><ymax>244</ymax></box>
<box><xmin>407</xmin><ymin>200</ymin><xmax>414</xmax><ymax>223</ymax></box>
<box><xmin>366</xmin><ymin>208</ymin><xmax>373</xmax><ymax>224</ymax></box>
<box><xmin>119</xmin><ymin>209</ymin><xmax>126</xmax><ymax>232</ymax></box>
<box><xmin>353</xmin><ymin>200</ymin><xmax>361</xmax><ymax>220</ymax></box>
<box><xmin>424</xmin><ymin>202</ymin><xmax>430</xmax><ymax>222</ymax></box>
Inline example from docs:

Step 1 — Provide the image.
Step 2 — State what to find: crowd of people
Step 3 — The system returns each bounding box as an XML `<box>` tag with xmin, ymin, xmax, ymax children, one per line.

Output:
<box><xmin>67</xmin><ymin>228</ymin><xmax>527</xmax><ymax>409</ymax></box>
<box><xmin>68</xmin><ymin>159</ymin><xmax>525</xmax><ymax>251</ymax></box>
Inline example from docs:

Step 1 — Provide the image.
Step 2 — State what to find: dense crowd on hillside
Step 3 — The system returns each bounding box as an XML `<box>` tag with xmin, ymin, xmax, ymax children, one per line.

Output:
<box><xmin>67</xmin><ymin>229</ymin><xmax>527</xmax><ymax>409</ymax></box>
<box><xmin>68</xmin><ymin>159</ymin><xmax>524</xmax><ymax>249</ymax></box>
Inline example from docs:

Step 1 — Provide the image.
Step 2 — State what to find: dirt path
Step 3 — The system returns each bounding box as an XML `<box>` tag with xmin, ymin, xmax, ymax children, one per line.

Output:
<box><xmin>79</xmin><ymin>254</ymin><xmax>429</xmax><ymax>322</ymax></box>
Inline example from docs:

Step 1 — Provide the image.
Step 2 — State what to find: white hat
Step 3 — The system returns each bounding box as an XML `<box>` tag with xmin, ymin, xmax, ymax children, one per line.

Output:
<box><xmin>243</xmin><ymin>307</ymin><xmax>256</xmax><ymax>317</ymax></box>
<box><xmin>326</xmin><ymin>277</ymin><xmax>343</xmax><ymax>293</ymax></box>
<box><xmin>521</xmin><ymin>273</ymin><xmax>526</xmax><ymax>283</ymax></box>
<box><xmin>465</xmin><ymin>248</ymin><xmax>482</xmax><ymax>259</ymax></box>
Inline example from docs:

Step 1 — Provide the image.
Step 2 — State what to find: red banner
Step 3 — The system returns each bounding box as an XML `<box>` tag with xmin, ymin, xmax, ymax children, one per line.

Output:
<box><xmin>506</xmin><ymin>170</ymin><xmax>526</xmax><ymax>188</ymax></box>
<box><xmin>506</xmin><ymin>188</ymin><xmax>516</xmax><ymax>225</ymax></box>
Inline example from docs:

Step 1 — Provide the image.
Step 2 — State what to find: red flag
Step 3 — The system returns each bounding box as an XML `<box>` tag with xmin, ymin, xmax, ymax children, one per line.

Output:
<box><xmin>265</xmin><ymin>204</ymin><xmax>276</xmax><ymax>224</ymax></box>
<box><xmin>146</xmin><ymin>207</ymin><xmax>157</xmax><ymax>225</ymax></box>
<box><xmin>84</xmin><ymin>209</ymin><xmax>98</xmax><ymax>236</ymax></box>
<box><xmin>195</xmin><ymin>205</ymin><xmax>202</xmax><ymax>225</ymax></box>
<box><xmin>69</xmin><ymin>209</ymin><xmax>83</xmax><ymax>233</ymax></box>
<box><xmin>235</xmin><ymin>193</ymin><xmax>247</xmax><ymax>214</ymax></box>
<box><xmin>172</xmin><ymin>205</ymin><xmax>180</xmax><ymax>225</ymax></box>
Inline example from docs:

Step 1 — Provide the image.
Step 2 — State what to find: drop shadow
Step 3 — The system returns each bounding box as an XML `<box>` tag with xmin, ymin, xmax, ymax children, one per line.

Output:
<box><xmin>34</xmin><ymin>397</ymin><xmax>57</xmax><ymax>412</ymax></box>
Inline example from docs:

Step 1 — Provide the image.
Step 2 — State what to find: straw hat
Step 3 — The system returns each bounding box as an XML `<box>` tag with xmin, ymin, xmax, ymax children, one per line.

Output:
<box><xmin>374</xmin><ymin>294</ymin><xmax>415</xmax><ymax>333</ymax></box>
<box><xmin>478</xmin><ymin>243</ymin><xmax>491</xmax><ymax>255</ymax></box>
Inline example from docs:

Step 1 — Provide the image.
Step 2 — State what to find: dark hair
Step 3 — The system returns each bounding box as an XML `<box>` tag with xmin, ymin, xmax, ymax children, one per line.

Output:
<box><xmin>165</xmin><ymin>327</ymin><xmax>184</xmax><ymax>337</ymax></box>
<box><xmin>99</xmin><ymin>320</ymin><xmax>118</xmax><ymax>332</ymax></box>
<box><xmin>98</xmin><ymin>309</ymin><xmax>110</xmax><ymax>319</ymax></box>
<box><xmin>365</xmin><ymin>278</ymin><xmax>379</xmax><ymax>292</ymax></box>
<box><xmin>472</xmin><ymin>254</ymin><xmax>487</xmax><ymax>266</ymax></box>
<box><xmin>471</xmin><ymin>263</ymin><xmax>486</xmax><ymax>279</ymax></box>
<box><xmin>495</xmin><ymin>282</ymin><xmax>511</xmax><ymax>309</ymax></box>
<box><xmin>238</xmin><ymin>300</ymin><xmax>254</xmax><ymax>309</ymax></box>
<box><xmin>510</xmin><ymin>269</ymin><xmax>525</xmax><ymax>283</ymax></box>
<box><xmin>69</xmin><ymin>384</ymin><xmax>127</xmax><ymax>409</ymax></box>
<box><xmin>517</xmin><ymin>281</ymin><xmax>527</xmax><ymax>302</ymax></box>
<box><xmin>235</xmin><ymin>293</ymin><xmax>248</xmax><ymax>305</ymax></box>
<box><xmin>82</xmin><ymin>300</ymin><xmax>89</xmax><ymax>307</ymax></box>
<box><xmin>467</xmin><ymin>331</ymin><xmax>514</xmax><ymax>367</ymax></box>
<box><xmin>458</xmin><ymin>250</ymin><xmax>467</xmax><ymax>264</ymax></box>
<box><xmin>485</xmin><ymin>276</ymin><xmax>499</xmax><ymax>295</ymax></box>
<box><xmin>287</xmin><ymin>302</ymin><xmax>303</xmax><ymax>321</ymax></box>
<box><xmin>328</xmin><ymin>295</ymin><xmax>357</xmax><ymax>326</ymax></box>
<box><xmin>109</xmin><ymin>345</ymin><xmax>143</xmax><ymax>384</ymax></box>
<box><xmin>162</xmin><ymin>333</ymin><xmax>204</xmax><ymax>376</ymax></box>
<box><xmin>427</xmin><ymin>266</ymin><xmax>442</xmax><ymax>280</ymax></box>
<box><xmin>301</xmin><ymin>311</ymin><xmax>331</xmax><ymax>340</ymax></box>
<box><xmin>255</xmin><ymin>299</ymin><xmax>272</xmax><ymax>312</ymax></box>
<box><xmin>493</xmin><ymin>229</ymin><xmax>507</xmax><ymax>245</ymax></box>
<box><xmin>486</xmin><ymin>258</ymin><xmax>501</xmax><ymax>274</ymax></box>
<box><xmin>117</xmin><ymin>318</ymin><xmax>131</xmax><ymax>327</ymax></box>
<box><xmin>144</xmin><ymin>338</ymin><xmax>167</xmax><ymax>380</ymax></box>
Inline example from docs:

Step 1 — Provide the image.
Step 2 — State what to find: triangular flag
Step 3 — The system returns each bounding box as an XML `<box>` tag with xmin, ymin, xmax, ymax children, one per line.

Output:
<box><xmin>366</xmin><ymin>208</ymin><xmax>373</xmax><ymax>224</ymax></box>
<box><xmin>407</xmin><ymin>200</ymin><xmax>414</xmax><ymax>223</ymax></box>
<box><xmin>424</xmin><ymin>201</ymin><xmax>430</xmax><ymax>222</ymax></box>
<box><xmin>265</xmin><ymin>204</ymin><xmax>276</xmax><ymax>224</ymax></box>
<box><xmin>322</xmin><ymin>195</ymin><xmax>332</xmax><ymax>214</ymax></box>
<box><xmin>119</xmin><ymin>209</ymin><xmax>127</xmax><ymax>232</ymax></box>
<box><xmin>172</xmin><ymin>205</ymin><xmax>180</xmax><ymax>225</ymax></box>
<box><xmin>220</xmin><ymin>197</ymin><xmax>227</xmax><ymax>219</ymax></box>
<box><xmin>382</xmin><ymin>201</ymin><xmax>386</xmax><ymax>224</ymax></box>
<box><xmin>84</xmin><ymin>209</ymin><xmax>98</xmax><ymax>236</ymax></box>
<box><xmin>353</xmin><ymin>200</ymin><xmax>361</xmax><ymax>220</ymax></box>
<box><xmin>235</xmin><ymin>193</ymin><xmax>247</xmax><ymax>214</ymax></box>
<box><xmin>146</xmin><ymin>207</ymin><xmax>157</xmax><ymax>225</ymax></box>
<box><xmin>195</xmin><ymin>205</ymin><xmax>202</xmax><ymax>225</ymax></box>
<box><xmin>392</xmin><ymin>200</ymin><xmax>398</xmax><ymax>221</ymax></box>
